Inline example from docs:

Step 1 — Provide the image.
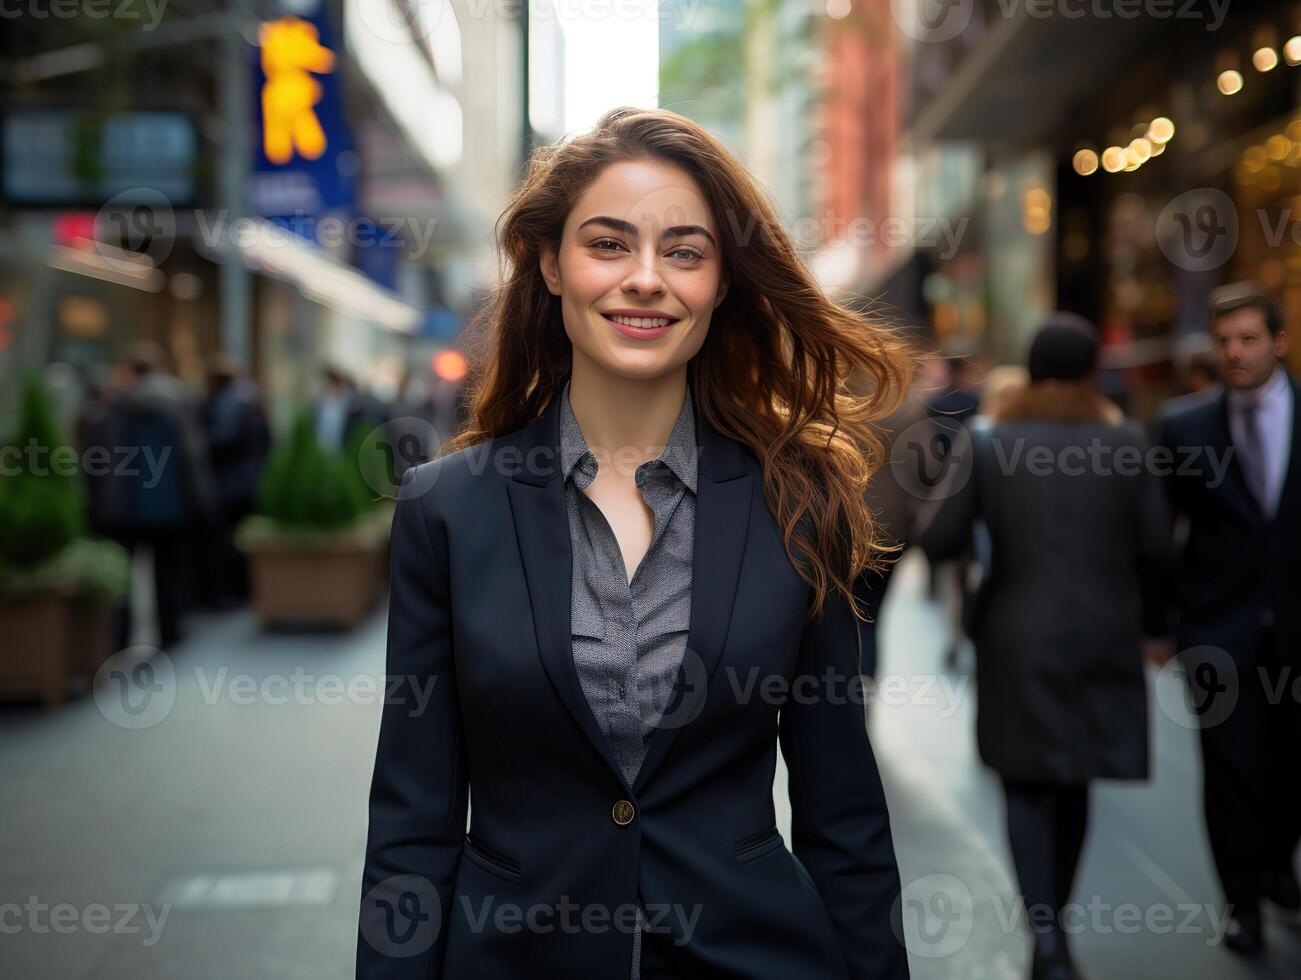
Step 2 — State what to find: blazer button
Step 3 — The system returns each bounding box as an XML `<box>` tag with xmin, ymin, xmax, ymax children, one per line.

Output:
<box><xmin>612</xmin><ymin>800</ymin><xmax>636</xmax><ymax>826</ymax></box>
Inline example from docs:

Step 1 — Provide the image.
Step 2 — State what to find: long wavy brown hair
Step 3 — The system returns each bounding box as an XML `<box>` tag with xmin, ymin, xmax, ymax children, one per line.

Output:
<box><xmin>443</xmin><ymin>107</ymin><xmax>914</xmax><ymax>624</ymax></box>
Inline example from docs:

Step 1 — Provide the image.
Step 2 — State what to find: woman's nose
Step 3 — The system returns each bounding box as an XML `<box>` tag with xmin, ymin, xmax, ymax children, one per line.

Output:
<box><xmin>622</xmin><ymin>250</ymin><xmax>666</xmax><ymax>295</ymax></box>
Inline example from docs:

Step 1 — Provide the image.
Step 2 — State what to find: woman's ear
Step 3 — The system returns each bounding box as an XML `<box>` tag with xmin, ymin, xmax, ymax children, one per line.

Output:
<box><xmin>539</xmin><ymin>245</ymin><xmax>562</xmax><ymax>296</ymax></box>
<box><xmin>713</xmin><ymin>277</ymin><xmax>729</xmax><ymax>310</ymax></box>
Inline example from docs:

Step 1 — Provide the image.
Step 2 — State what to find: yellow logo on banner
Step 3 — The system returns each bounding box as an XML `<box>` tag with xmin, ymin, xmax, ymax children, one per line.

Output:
<box><xmin>259</xmin><ymin>17</ymin><xmax>336</xmax><ymax>165</ymax></box>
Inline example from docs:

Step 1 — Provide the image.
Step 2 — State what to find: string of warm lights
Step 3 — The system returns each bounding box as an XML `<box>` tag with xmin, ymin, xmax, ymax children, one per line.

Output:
<box><xmin>1071</xmin><ymin>27</ymin><xmax>1301</xmax><ymax>177</ymax></box>
<box><xmin>1234</xmin><ymin>118</ymin><xmax>1301</xmax><ymax>191</ymax></box>
<box><xmin>1225</xmin><ymin>29</ymin><xmax>1301</xmax><ymax>191</ymax></box>
<box><xmin>1072</xmin><ymin>116</ymin><xmax>1175</xmax><ymax>176</ymax></box>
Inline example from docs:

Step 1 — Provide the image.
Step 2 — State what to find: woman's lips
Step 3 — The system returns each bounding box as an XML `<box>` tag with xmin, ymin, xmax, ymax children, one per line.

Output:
<box><xmin>602</xmin><ymin>312</ymin><xmax>679</xmax><ymax>340</ymax></box>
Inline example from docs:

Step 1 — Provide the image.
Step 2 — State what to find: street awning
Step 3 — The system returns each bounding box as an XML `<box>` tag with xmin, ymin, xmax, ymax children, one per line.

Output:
<box><xmin>909</xmin><ymin>10</ymin><xmax>1172</xmax><ymax>150</ymax></box>
<box><xmin>234</xmin><ymin>218</ymin><xmax>420</xmax><ymax>333</ymax></box>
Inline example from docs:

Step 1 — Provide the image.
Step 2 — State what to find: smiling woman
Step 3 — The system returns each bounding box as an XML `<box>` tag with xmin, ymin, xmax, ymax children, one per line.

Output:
<box><xmin>542</xmin><ymin>165</ymin><xmax>723</xmax><ymax>352</ymax></box>
<box><xmin>455</xmin><ymin>107</ymin><xmax>913</xmax><ymax>613</ymax></box>
<box><xmin>356</xmin><ymin>107</ymin><xmax>915</xmax><ymax>980</ymax></box>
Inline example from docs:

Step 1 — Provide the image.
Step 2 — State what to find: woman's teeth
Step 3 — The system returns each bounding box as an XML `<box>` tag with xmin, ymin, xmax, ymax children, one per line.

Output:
<box><xmin>608</xmin><ymin>315</ymin><xmax>672</xmax><ymax>329</ymax></box>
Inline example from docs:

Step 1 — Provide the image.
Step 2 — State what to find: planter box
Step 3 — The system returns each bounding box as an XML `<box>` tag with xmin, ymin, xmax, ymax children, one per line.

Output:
<box><xmin>0</xmin><ymin>590</ymin><xmax>113</xmax><ymax>706</ymax></box>
<box><xmin>67</xmin><ymin>595</ymin><xmax>113</xmax><ymax>677</ymax></box>
<box><xmin>246</xmin><ymin>541</ymin><xmax>384</xmax><ymax>630</ymax></box>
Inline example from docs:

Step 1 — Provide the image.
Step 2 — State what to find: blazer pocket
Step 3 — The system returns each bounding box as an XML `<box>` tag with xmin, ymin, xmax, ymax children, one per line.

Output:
<box><xmin>787</xmin><ymin>850</ymin><xmax>820</xmax><ymax>897</ymax></box>
<box><xmin>463</xmin><ymin>833</ymin><xmax>522</xmax><ymax>883</ymax></box>
<box><xmin>784</xmin><ymin>850</ymin><xmax>838</xmax><ymax>936</ymax></box>
<box><xmin>734</xmin><ymin>825</ymin><xmax>783</xmax><ymax>864</ymax></box>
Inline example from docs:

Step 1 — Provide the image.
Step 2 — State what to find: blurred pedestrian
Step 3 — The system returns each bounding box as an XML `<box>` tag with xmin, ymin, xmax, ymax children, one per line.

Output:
<box><xmin>1153</xmin><ymin>284</ymin><xmax>1300</xmax><ymax>956</ymax></box>
<box><xmin>856</xmin><ymin>361</ymin><xmax>929</xmax><ymax>680</ymax></box>
<box><xmin>1184</xmin><ymin>349</ymin><xmax>1220</xmax><ymax>394</ymax></box>
<box><xmin>916</xmin><ymin>313</ymin><xmax>1173</xmax><ymax>980</ymax></box>
<box><xmin>75</xmin><ymin>363</ymin><xmax>124</xmax><ymax>540</ymax></box>
<box><xmin>925</xmin><ymin>343</ymin><xmax>982</xmax><ymax>440</ymax></box>
<box><xmin>920</xmin><ymin>345</ymin><xmax>986</xmax><ymax>663</ymax></box>
<box><xmin>199</xmin><ymin>355</ymin><xmax>270</xmax><ymax>607</ymax></box>
<box><xmin>978</xmin><ymin>364</ymin><xmax>1028</xmax><ymax>420</ymax></box>
<box><xmin>314</xmin><ymin>365</ymin><xmax>366</xmax><ymax>453</ymax></box>
<box><xmin>99</xmin><ymin>341</ymin><xmax>217</xmax><ymax>650</ymax></box>
<box><xmin>935</xmin><ymin>363</ymin><xmax>1032</xmax><ymax>672</ymax></box>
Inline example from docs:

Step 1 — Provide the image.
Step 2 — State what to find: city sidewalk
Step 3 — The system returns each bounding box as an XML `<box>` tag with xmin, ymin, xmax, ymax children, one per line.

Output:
<box><xmin>873</xmin><ymin>552</ymin><xmax>1301</xmax><ymax>980</ymax></box>
<box><xmin>0</xmin><ymin>607</ymin><xmax>383</xmax><ymax>979</ymax></box>
<box><xmin>2</xmin><ymin>554</ymin><xmax>1298</xmax><ymax>978</ymax></box>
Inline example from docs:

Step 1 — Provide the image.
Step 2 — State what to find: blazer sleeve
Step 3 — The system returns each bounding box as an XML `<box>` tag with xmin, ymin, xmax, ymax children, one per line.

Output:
<box><xmin>1151</xmin><ymin>410</ymin><xmax>1191</xmax><ymax>523</ymax></box>
<box><xmin>778</xmin><ymin>583</ymin><xmax>910</xmax><ymax>979</ymax></box>
<box><xmin>356</xmin><ymin>463</ymin><xmax>469</xmax><ymax>978</ymax></box>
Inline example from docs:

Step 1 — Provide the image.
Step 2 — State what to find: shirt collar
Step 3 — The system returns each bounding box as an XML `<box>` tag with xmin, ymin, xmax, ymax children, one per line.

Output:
<box><xmin>1227</xmin><ymin>365</ymin><xmax>1287</xmax><ymax>410</ymax></box>
<box><xmin>558</xmin><ymin>377</ymin><xmax>698</xmax><ymax>493</ymax></box>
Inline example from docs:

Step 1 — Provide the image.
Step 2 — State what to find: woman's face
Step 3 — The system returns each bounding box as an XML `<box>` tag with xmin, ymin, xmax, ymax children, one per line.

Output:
<box><xmin>540</xmin><ymin>158</ymin><xmax>728</xmax><ymax>381</ymax></box>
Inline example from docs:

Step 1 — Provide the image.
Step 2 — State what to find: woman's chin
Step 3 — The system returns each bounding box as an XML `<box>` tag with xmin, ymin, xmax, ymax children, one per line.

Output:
<box><xmin>581</xmin><ymin>348</ymin><xmax>683</xmax><ymax>381</ymax></box>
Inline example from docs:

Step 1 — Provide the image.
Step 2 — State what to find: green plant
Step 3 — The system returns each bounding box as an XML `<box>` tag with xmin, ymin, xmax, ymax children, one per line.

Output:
<box><xmin>0</xmin><ymin>373</ymin><xmax>128</xmax><ymax>602</ymax></box>
<box><xmin>0</xmin><ymin>373</ymin><xmax>85</xmax><ymax>566</ymax></box>
<box><xmin>0</xmin><ymin>537</ymin><xmax>129</xmax><ymax>603</ymax></box>
<box><xmin>341</xmin><ymin>421</ymin><xmax>385</xmax><ymax>513</ymax></box>
<box><xmin>256</xmin><ymin>409</ymin><xmax>368</xmax><ymax>531</ymax></box>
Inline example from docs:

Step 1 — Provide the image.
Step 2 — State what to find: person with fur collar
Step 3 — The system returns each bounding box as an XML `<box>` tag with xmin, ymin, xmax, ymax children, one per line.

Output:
<box><xmin>915</xmin><ymin>313</ymin><xmax>1173</xmax><ymax>980</ymax></box>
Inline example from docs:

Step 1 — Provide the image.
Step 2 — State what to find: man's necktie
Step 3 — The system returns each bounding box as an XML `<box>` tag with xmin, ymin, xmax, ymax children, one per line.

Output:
<box><xmin>1237</xmin><ymin>400</ymin><xmax>1270</xmax><ymax>514</ymax></box>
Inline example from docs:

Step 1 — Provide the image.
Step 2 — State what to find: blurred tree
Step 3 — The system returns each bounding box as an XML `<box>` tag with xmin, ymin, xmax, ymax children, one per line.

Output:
<box><xmin>0</xmin><ymin>374</ymin><xmax>85</xmax><ymax>566</ymax></box>
<box><xmin>341</xmin><ymin>421</ymin><xmax>385</xmax><ymax>513</ymax></box>
<box><xmin>256</xmin><ymin>410</ymin><xmax>367</xmax><ymax>531</ymax></box>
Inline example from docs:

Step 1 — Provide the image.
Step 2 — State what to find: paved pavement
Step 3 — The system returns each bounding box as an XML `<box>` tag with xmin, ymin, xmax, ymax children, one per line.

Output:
<box><xmin>872</xmin><ymin>553</ymin><xmax>1301</xmax><ymax>980</ymax></box>
<box><xmin>1</xmin><ymin>609</ymin><xmax>381</xmax><ymax>979</ymax></box>
<box><xmin>2</xmin><ymin>552</ymin><xmax>1298</xmax><ymax>978</ymax></box>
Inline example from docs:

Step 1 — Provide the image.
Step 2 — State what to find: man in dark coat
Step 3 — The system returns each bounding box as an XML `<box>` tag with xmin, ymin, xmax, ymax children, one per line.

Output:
<box><xmin>1154</xmin><ymin>284</ymin><xmax>1301</xmax><ymax>956</ymax></box>
<box><xmin>200</xmin><ymin>355</ymin><xmax>271</xmax><ymax>605</ymax></box>
<box><xmin>99</xmin><ymin>342</ymin><xmax>217</xmax><ymax>649</ymax></box>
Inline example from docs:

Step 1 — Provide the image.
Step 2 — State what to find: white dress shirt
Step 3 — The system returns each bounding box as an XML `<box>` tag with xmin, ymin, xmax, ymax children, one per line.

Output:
<box><xmin>316</xmin><ymin>391</ymin><xmax>348</xmax><ymax>453</ymax></box>
<box><xmin>1226</xmin><ymin>365</ymin><xmax>1293</xmax><ymax>519</ymax></box>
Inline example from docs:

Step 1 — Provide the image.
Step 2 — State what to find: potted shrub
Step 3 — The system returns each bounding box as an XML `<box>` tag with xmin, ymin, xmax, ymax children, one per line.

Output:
<box><xmin>0</xmin><ymin>374</ymin><xmax>129</xmax><ymax>706</ymax></box>
<box><xmin>342</xmin><ymin>417</ymin><xmax>398</xmax><ymax>583</ymax></box>
<box><xmin>237</xmin><ymin>411</ymin><xmax>391</xmax><ymax>630</ymax></box>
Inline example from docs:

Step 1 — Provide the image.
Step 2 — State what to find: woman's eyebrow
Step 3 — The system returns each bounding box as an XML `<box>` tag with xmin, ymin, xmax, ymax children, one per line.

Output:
<box><xmin>576</xmin><ymin>215</ymin><xmax>716</xmax><ymax>248</ymax></box>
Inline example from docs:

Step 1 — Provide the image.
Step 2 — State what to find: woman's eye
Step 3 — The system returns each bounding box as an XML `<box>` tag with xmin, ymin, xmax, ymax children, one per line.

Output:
<box><xmin>588</xmin><ymin>239</ymin><xmax>701</xmax><ymax>262</ymax></box>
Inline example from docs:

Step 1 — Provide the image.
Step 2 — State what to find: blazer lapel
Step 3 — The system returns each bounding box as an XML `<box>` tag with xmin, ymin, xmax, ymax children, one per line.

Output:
<box><xmin>505</xmin><ymin>392</ymin><xmax>633</xmax><ymax>794</ymax></box>
<box><xmin>504</xmin><ymin>381</ymin><xmax>755</xmax><ymax>799</ymax></box>
<box><xmin>1272</xmin><ymin>377</ymin><xmax>1301</xmax><ymax>524</ymax></box>
<box><xmin>1213</xmin><ymin>391</ymin><xmax>1267</xmax><ymax>524</ymax></box>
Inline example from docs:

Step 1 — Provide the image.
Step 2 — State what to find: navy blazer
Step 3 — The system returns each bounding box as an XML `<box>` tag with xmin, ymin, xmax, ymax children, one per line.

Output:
<box><xmin>356</xmin><ymin>385</ymin><xmax>909</xmax><ymax>979</ymax></box>
<box><xmin>1154</xmin><ymin>376</ymin><xmax>1301</xmax><ymax>667</ymax></box>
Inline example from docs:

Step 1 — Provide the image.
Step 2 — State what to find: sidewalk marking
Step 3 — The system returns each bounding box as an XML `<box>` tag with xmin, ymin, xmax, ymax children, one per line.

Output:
<box><xmin>1100</xmin><ymin>825</ymin><xmax>1195</xmax><ymax>906</ymax></box>
<box><xmin>156</xmin><ymin>867</ymin><xmax>339</xmax><ymax>908</ymax></box>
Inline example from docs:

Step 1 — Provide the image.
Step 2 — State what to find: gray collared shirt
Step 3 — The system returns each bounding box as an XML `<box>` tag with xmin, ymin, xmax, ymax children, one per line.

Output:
<box><xmin>558</xmin><ymin>377</ymin><xmax>697</xmax><ymax>977</ymax></box>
